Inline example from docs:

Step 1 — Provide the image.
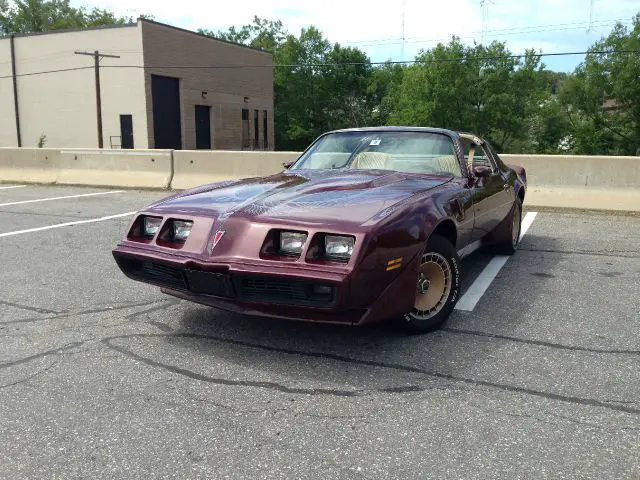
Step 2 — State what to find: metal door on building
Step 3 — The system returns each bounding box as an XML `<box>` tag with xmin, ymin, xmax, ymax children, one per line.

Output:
<box><xmin>151</xmin><ymin>75</ymin><xmax>182</xmax><ymax>149</ymax></box>
<box><xmin>195</xmin><ymin>105</ymin><xmax>211</xmax><ymax>149</ymax></box>
<box><xmin>119</xmin><ymin>114</ymin><xmax>134</xmax><ymax>149</ymax></box>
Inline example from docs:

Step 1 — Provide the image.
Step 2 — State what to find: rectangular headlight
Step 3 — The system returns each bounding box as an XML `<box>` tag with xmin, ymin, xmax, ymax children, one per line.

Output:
<box><xmin>143</xmin><ymin>216</ymin><xmax>162</xmax><ymax>237</ymax></box>
<box><xmin>279</xmin><ymin>231</ymin><xmax>307</xmax><ymax>255</ymax></box>
<box><xmin>325</xmin><ymin>235</ymin><xmax>355</xmax><ymax>260</ymax></box>
<box><xmin>172</xmin><ymin>220</ymin><xmax>193</xmax><ymax>242</ymax></box>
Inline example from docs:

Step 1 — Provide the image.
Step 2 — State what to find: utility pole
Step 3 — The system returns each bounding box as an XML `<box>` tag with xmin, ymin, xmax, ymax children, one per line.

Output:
<box><xmin>74</xmin><ymin>50</ymin><xmax>120</xmax><ymax>148</ymax></box>
<box><xmin>587</xmin><ymin>0</ymin><xmax>595</xmax><ymax>32</ymax></box>
<box><xmin>401</xmin><ymin>0</ymin><xmax>406</xmax><ymax>62</ymax></box>
<box><xmin>480</xmin><ymin>0</ymin><xmax>493</xmax><ymax>45</ymax></box>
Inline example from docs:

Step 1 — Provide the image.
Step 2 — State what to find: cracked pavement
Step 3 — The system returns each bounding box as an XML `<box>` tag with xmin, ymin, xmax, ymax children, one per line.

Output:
<box><xmin>0</xmin><ymin>185</ymin><xmax>639</xmax><ymax>479</ymax></box>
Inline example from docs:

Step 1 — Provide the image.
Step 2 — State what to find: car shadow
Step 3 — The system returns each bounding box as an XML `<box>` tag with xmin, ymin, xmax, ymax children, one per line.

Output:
<box><xmin>150</xmin><ymin>233</ymin><xmax>563</xmax><ymax>391</ymax></box>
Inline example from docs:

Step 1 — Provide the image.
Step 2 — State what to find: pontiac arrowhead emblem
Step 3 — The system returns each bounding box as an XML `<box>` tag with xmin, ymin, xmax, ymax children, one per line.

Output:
<box><xmin>211</xmin><ymin>230</ymin><xmax>225</xmax><ymax>250</ymax></box>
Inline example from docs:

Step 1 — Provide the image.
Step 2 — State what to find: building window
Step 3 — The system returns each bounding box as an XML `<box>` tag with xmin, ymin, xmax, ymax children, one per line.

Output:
<box><xmin>254</xmin><ymin>109</ymin><xmax>259</xmax><ymax>149</ymax></box>
<box><xmin>241</xmin><ymin>108</ymin><xmax>249</xmax><ymax>149</ymax></box>
<box><xmin>263</xmin><ymin>110</ymin><xmax>268</xmax><ymax>150</ymax></box>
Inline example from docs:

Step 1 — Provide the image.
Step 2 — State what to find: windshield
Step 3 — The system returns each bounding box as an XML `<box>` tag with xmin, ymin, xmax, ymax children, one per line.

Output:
<box><xmin>290</xmin><ymin>131</ymin><xmax>461</xmax><ymax>176</ymax></box>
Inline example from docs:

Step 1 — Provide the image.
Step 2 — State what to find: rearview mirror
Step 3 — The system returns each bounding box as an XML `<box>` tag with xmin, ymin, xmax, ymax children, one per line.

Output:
<box><xmin>282</xmin><ymin>160</ymin><xmax>294</xmax><ymax>169</ymax></box>
<box><xmin>473</xmin><ymin>165</ymin><xmax>492</xmax><ymax>178</ymax></box>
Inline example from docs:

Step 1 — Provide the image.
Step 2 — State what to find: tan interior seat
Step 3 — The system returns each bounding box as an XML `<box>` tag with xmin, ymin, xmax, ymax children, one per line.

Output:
<box><xmin>435</xmin><ymin>155</ymin><xmax>462</xmax><ymax>176</ymax></box>
<box><xmin>467</xmin><ymin>146</ymin><xmax>475</xmax><ymax>171</ymax></box>
<box><xmin>350</xmin><ymin>151</ymin><xmax>392</xmax><ymax>170</ymax></box>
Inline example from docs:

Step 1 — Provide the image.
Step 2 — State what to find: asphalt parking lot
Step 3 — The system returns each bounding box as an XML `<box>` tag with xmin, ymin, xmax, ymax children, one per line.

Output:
<box><xmin>0</xmin><ymin>184</ymin><xmax>638</xmax><ymax>479</ymax></box>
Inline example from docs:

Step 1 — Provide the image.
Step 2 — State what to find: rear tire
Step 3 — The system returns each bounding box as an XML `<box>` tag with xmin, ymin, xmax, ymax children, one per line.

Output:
<box><xmin>493</xmin><ymin>197</ymin><xmax>522</xmax><ymax>255</ymax></box>
<box><xmin>395</xmin><ymin>234</ymin><xmax>461</xmax><ymax>334</ymax></box>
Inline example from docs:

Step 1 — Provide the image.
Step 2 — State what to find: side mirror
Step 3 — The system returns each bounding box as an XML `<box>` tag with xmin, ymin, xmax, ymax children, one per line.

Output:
<box><xmin>282</xmin><ymin>160</ymin><xmax>294</xmax><ymax>169</ymax></box>
<box><xmin>472</xmin><ymin>165</ymin><xmax>492</xmax><ymax>178</ymax></box>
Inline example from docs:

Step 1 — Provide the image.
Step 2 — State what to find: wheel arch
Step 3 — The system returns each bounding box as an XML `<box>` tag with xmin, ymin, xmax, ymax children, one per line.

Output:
<box><xmin>429</xmin><ymin>218</ymin><xmax>457</xmax><ymax>249</ymax></box>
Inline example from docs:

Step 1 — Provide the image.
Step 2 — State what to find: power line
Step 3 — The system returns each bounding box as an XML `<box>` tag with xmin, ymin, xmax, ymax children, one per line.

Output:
<box><xmin>1</xmin><ymin>48</ymin><xmax>638</xmax><ymax>80</ymax></box>
<box><xmin>341</xmin><ymin>17</ymin><xmax>630</xmax><ymax>46</ymax></box>
<box><xmin>348</xmin><ymin>20</ymin><xmax>633</xmax><ymax>48</ymax></box>
<box><xmin>0</xmin><ymin>66</ymin><xmax>94</xmax><ymax>77</ymax></box>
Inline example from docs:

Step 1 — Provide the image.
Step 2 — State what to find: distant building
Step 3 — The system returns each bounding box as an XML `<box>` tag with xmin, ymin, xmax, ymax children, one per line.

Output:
<box><xmin>601</xmin><ymin>98</ymin><xmax>620</xmax><ymax>113</ymax></box>
<box><xmin>0</xmin><ymin>18</ymin><xmax>274</xmax><ymax>150</ymax></box>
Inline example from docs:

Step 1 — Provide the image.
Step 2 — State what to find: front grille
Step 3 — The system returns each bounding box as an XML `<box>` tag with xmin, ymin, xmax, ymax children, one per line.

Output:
<box><xmin>118</xmin><ymin>257</ymin><xmax>187</xmax><ymax>290</ymax></box>
<box><xmin>185</xmin><ymin>269</ymin><xmax>234</xmax><ymax>298</ymax></box>
<box><xmin>115</xmin><ymin>254</ymin><xmax>336</xmax><ymax>307</ymax></box>
<box><xmin>235</xmin><ymin>276</ymin><xmax>335</xmax><ymax>307</ymax></box>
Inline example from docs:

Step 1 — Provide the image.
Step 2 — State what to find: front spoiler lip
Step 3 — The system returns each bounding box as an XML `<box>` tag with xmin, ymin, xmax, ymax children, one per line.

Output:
<box><xmin>159</xmin><ymin>287</ymin><xmax>371</xmax><ymax>325</ymax></box>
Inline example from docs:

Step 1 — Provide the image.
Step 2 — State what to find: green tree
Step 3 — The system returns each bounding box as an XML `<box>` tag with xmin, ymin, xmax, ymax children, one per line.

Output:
<box><xmin>0</xmin><ymin>0</ymin><xmax>133</xmax><ymax>34</ymax></box>
<box><xmin>206</xmin><ymin>17</ymin><xmax>374</xmax><ymax>150</ymax></box>
<box><xmin>390</xmin><ymin>37</ymin><xmax>550</xmax><ymax>151</ymax></box>
<box><xmin>321</xmin><ymin>45</ymin><xmax>374</xmax><ymax>128</ymax></box>
<box><xmin>559</xmin><ymin>15</ymin><xmax>640</xmax><ymax>155</ymax></box>
<box><xmin>198</xmin><ymin>16</ymin><xmax>286</xmax><ymax>53</ymax></box>
<box><xmin>274</xmin><ymin>26</ymin><xmax>332</xmax><ymax>150</ymax></box>
<box><xmin>367</xmin><ymin>61</ymin><xmax>405</xmax><ymax>125</ymax></box>
<box><xmin>196</xmin><ymin>12</ymin><xmax>640</xmax><ymax>153</ymax></box>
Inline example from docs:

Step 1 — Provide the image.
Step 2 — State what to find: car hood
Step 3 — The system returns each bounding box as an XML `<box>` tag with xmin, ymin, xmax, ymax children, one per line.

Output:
<box><xmin>147</xmin><ymin>169</ymin><xmax>451</xmax><ymax>227</ymax></box>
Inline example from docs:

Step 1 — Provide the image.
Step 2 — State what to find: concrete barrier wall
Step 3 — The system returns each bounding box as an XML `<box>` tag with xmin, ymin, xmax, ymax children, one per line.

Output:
<box><xmin>501</xmin><ymin>154</ymin><xmax>640</xmax><ymax>212</ymax></box>
<box><xmin>501</xmin><ymin>154</ymin><xmax>640</xmax><ymax>189</ymax></box>
<box><xmin>171</xmin><ymin>150</ymin><xmax>300</xmax><ymax>190</ymax></box>
<box><xmin>0</xmin><ymin>147</ymin><xmax>173</xmax><ymax>188</ymax></box>
<box><xmin>56</xmin><ymin>149</ymin><xmax>173</xmax><ymax>188</ymax></box>
<box><xmin>0</xmin><ymin>148</ymin><xmax>61</xmax><ymax>184</ymax></box>
<box><xmin>1</xmin><ymin>147</ymin><xmax>638</xmax><ymax>211</ymax></box>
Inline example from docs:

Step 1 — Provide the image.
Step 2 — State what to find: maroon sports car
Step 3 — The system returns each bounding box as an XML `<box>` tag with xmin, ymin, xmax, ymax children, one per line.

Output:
<box><xmin>113</xmin><ymin>127</ymin><xmax>526</xmax><ymax>333</ymax></box>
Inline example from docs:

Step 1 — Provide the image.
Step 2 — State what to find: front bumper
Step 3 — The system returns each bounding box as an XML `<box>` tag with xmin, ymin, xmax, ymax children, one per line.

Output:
<box><xmin>112</xmin><ymin>244</ymin><xmax>414</xmax><ymax>325</ymax></box>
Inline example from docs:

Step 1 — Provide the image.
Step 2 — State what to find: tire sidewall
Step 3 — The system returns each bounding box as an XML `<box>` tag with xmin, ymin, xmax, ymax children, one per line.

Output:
<box><xmin>401</xmin><ymin>235</ymin><xmax>461</xmax><ymax>332</ymax></box>
<box><xmin>512</xmin><ymin>199</ymin><xmax>522</xmax><ymax>249</ymax></box>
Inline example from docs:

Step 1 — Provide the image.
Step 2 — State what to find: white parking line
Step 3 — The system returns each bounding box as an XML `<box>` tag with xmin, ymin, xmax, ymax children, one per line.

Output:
<box><xmin>0</xmin><ymin>190</ymin><xmax>123</xmax><ymax>207</ymax></box>
<box><xmin>0</xmin><ymin>212</ymin><xmax>136</xmax><ymax>238</ymax></box>
<box><xmin>0</xmin><ymin>185</ymin><xmax>26</xmax><ymax>190</ymax></box>
<box><xmin>455</xmin><ymin>211</ymin><xmax>538</xmax><ymax>311</ymax></box>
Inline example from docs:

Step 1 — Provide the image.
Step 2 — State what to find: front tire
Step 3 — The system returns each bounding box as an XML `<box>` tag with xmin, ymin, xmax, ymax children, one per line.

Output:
<box><xmin>395</xmin><ymin>234</ymin><xmax>462</xmax><ymax>334</ymax></box>
<box><xmin>493</xmin><ymin>197</ymin><xmax>522</xmax><ymax>255</ymax></box>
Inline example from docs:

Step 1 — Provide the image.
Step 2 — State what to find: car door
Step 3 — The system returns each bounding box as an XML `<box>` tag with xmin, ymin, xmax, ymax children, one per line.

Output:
<box><xmin>467</xmin><ymin>141</ymin><xmax>514</xmax><ymax>241</ymax></box>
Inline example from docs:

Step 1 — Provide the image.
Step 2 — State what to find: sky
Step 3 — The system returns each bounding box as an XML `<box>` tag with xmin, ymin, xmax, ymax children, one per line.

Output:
<box><xmin>74</xmin><ymin>0</ymin><xmax>639</xmax><ymax>72</ymax></box>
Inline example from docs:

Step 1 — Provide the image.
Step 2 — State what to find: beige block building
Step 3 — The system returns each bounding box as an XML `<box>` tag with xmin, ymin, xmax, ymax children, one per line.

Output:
<box><xmin>0</xmin><ymin>18</ymin><xmax>274</xmax><ymax>150</ymax></box>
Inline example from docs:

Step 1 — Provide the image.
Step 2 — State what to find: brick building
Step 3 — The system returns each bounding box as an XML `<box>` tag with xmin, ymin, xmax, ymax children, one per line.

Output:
<box><xmin>0</xmin><ymin>18</ymin><xmax>274</xmax><ymax>150</ymax></box>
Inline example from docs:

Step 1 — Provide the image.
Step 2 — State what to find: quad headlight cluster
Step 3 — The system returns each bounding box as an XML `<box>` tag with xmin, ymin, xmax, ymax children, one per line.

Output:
<box><xmin>134</xmin><ymin>219</ymin><xmax>353</xmax><ymax>259</ymax></box>
<box><xmin>276</xmin><ymin>230</ymin><xmax>355</xmax><ymax>262</ymax></box>
<box><xmin>139</xmin><ymin>216</ymin><xmax>193</xmax><ymax>243</ymax></box>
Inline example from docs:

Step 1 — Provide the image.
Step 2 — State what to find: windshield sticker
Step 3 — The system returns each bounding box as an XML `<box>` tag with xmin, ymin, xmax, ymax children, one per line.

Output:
<box><xmin>370</xmin><ymin>139</ymin><xmax>381</xmax><ymax>146</ymax></box>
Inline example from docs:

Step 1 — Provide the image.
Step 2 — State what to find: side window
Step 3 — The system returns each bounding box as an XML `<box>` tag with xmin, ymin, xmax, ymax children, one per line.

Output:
<box><xmin>462</xmin><ymin>140</ymin><xmax>496</xmax><ymax>172</ymax></box>
<box><xmin>473</xmin><ymin>145</ymin><xmax>495</xmax><ymax>171</ymax></box>
<box><xmin>486</xmin><ymin>142</ymin><xmax>508</xmax><ymax>171</ymax></box>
